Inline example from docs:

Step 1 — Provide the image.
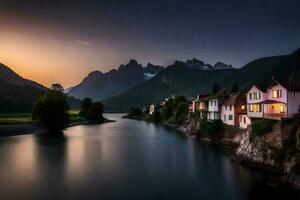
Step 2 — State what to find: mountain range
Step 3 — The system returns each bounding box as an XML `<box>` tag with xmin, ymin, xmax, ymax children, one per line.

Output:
<box><xmin>67</xmin><ymin>59</ymin><xmax>233</xmax><ymax>101</ymax></box>
<box><xmin>102</xmin><ymin>49</ymin><xmax>300</xmax><ymax>112</ymax></box>
<box><xmin>67</xmin><ymin>59</ymin><xmax>164</xmax><ymax>101</ymax></box>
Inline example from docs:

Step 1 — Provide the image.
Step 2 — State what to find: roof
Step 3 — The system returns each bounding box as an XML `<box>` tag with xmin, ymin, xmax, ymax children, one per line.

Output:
<box><xmin>260</xmin><ymin>99</ymin><xmax>286</xmax><ymax>104</ymax></box>
<box><xmin>206</xmin><ymin>90</ymin><xmax>228</xmax><ymax>101</ymax></box>
<box><xmin>270</xmin><ymin>79</ymin><xmax>300</xmax><ymax>92</ymax></box>
<box><xmin>246</xmin><ymin>83</ymin><xmax>268</xmax><ymax>93</ymax></box>
<box><xmin>222</xmin><ymin>92</ymin><xmax>245</xmax><ymax>105</ymax></box>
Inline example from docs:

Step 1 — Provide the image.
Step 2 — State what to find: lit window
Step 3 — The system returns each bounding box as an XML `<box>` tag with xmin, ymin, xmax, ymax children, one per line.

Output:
<box><xmin>251</xmin><ymin>104</ymin><xmax>261</xmax><ymax>112</ymax></box>
<box><xmin>280</xmin><ymin>105</ymin><xmax>285</xmax><ymax>113</ymax></box>
<box><xmin>272</xmin><ymin>90</ymin><xmax>282</xmax><ymax>98</ymax></box>
<box><xmin>241</xmin><ymin>105</ymin><xmax>245</xmax><ymax>110</ymax></box>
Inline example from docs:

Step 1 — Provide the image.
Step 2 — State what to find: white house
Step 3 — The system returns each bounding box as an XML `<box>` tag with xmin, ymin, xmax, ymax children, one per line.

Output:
<box><xmin>246</xmin><ymin>84</ymin><xmax>268</xmax><ymax>119</ymax></box>
<box><xmin>221</xmin><ymin>92</ymin><xmax>249</xmax><ymax>128</ymax></box>
<box><xmin>247</xmin><ymin>80</ymin><xmax>300</xmax><ymax>120</ymax></box>
<box><xmin>207</xmin><ymin>91</ymin><xmax>228</xmax><ymax>120</ymax></box>
<box><xmin>263</xmin><ymin>80</ymin><xmax>300</xmax><ymax>119</ymax></box>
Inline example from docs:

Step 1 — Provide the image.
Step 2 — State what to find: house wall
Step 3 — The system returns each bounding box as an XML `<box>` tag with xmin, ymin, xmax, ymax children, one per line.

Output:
<box><xmin>267</xmin><ymin>84</ymin><xmax>287</xmax><ymax>103</ymax></box>
<box><xmin>239</xmin><ymin>114</ymin><xmax>251</xmax><ymax>129</ymax></box>
<box><xmin>287</xmin><ymin>91</ymin><xmax>300</xmax><ymax>118</ymax></box>
<box><xmin>208</xmin><ymin>99</ymin><xmax>219</xmax><ymax>112</ymax></box>
<box><xmin>247</xmin><ymin>85</ymin><xmax>267</xmax><ymax>118</ymax></box>
<box><xmin>221</xmin><ymin>105</ymin><xmax>235</xmax><ymax>126</ymax></box>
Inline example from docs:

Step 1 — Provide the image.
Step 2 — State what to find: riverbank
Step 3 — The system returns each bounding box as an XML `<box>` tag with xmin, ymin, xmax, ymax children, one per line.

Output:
<box><xmin>124</xmin><ymin>113</ymin><xmax>300</xmax><ymax>191</ymax></box>
<box><xmin>0</xmin><ymin>118</ymin><xmax>114</xmax><ymax>138</ymax></box>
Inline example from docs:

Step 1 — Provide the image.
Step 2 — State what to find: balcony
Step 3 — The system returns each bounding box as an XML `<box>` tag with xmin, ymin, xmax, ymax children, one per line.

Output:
<box><xmin>263</xmin><ymin>113</ymin><xmax>287</xmax><ymax>120</ymax></box>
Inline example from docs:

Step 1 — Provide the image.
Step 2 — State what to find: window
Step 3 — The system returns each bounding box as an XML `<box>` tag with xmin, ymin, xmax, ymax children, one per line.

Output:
<box><xmin>230</xmin><ymin>105</ymin><xmax>232</xmax><ymax>111</ymax></box>
<box><xmin>215</xmin><ymin>100</ymin><xmax>217</xmax><ymax>106</ymax></box>
<box><xmin>258</xmin><ymin>92</ymin><xmax>261</xmax><ymax>99</ymax></box>
<box><xmin>225</xmin><ymin>105</ymin><xmax>227</xmax><ymax>110</ymax></box>
<box><xmin>241</xmin><ymin>105</ymin><xmax>245</xmax><ymax>110</ymax></box>
<box><xmin>249</xmin><ymin>93</ymin><xmax>252</xmax><ymax>100</ymax></box>
<box><xmin>272</xmin><ymin>90</ymin><xmax>282</xmax><ymax>98</ymax></box>
<box><xmin>244</xmin><ymin>117</ymin><xmax>246</xmax><ymax>124</ymax></box>
<box><xmin>294</xmin><ymin>92</ymin><xmax>296</xmax><ymax>98</ymax></box>
<box><xmin>250</xmin><ymin>104</ymin><xmax>261</xmax><ymax>112</ymax></box>
<box><xmin>239</xmin><ymin>115</ymin><xmax>242</xmax><ymax>122</ymax></box>
<box><xmin>210</xmin><ymin>101</ymin><xmax>213</xmax><ymax>106</ymax></box>
<box><xmin>229</xmin><ymin>115</ymin><xmax>233</xmax><ymax>120</ymax></box>
<box><xmin>280</xmin><ymin>105</ymin><xmax>285</xmax><ymax>113</ymax></box>
<box><xmin>224</xmin><ymin>114</ymin><xmax>226</xmax><ymax>121</ymax></box>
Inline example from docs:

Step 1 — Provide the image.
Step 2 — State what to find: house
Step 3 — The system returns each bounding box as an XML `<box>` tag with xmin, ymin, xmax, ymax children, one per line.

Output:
<box><xmin>207</xmin><ymin>90</ymin><xmax>228</xmax><ymax>120</ymax></box>
<box><xmin>191</xmin><ymin>94</ymin><xmax>210</xmax><ymax>116</ymax></box>
<box><xmin>221</xmin><ymin>92</ymin><xmax>250</xmax><ymax>128</ymax></box>
<box><xmin>263</xmin><ymin>80</ymin><xmax>300</xmax><ymax>120</ymax></box>
<box><xmin>247</xmin><ymin>79</ymin><xmax>300</xmax><ymax>120</ymax></box>
<box><xmin>149</xmin><ymin>104</ymin><xmax>156</xmax><ymax>115</ymax></box>
<box><xmin>246</xmin><ymin>84</ymin><xmax>268</xmax><ymax>119</ymax></box>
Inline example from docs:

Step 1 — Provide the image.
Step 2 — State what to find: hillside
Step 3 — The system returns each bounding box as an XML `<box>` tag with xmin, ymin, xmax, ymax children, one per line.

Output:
<box><xmin>68</xmin><ymin>60</ymin><xmax>164</xmax><ymax>100</ymax></box>
<box><xmin>103</xmin><ymin>49</ymin><xmax>300</xmax><ymax>112</ymax></box>
<box><xmin>0</xmin><ymin>63</ymin><xmax>80</xmax><ymax>112</ymax></box>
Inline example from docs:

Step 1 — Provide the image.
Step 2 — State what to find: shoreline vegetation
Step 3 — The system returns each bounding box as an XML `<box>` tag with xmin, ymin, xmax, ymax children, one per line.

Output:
<box><xmin>0</xmin><ymin>111</ymin><xmax>114</xmax><ymax>137</ymax></box>
<box><xmin>123</xmin><ymin>96</ymin><xmax>300</xmax><ymax>191</ymax></box>
<box><xmin>0</xmin><ymin>85</ymin><xmax>114</xmax><ymax>137</ymax></box>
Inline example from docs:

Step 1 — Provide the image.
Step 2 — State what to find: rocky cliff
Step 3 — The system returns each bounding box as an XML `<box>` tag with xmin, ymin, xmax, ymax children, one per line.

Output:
<box><xmin>236</xmin><ymin>120</ymin><xmax>300</xmax><ymax>188</ymax></box>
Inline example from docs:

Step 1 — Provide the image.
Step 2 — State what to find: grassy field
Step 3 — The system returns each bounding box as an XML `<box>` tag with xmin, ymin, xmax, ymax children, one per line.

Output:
<box><xmin>0</xmin><ymin>113</ymin><xmax>34</xmax><ymax>125</ymax></box>
<box><xmin>0</xmin><ymin>110</ymin><xmax>81</xmax><ymax>125</ymax></box>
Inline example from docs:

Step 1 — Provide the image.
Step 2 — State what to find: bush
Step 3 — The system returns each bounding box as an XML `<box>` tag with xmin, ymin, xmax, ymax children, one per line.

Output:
<box><xmin>127</xmin><ymin>107</ymin><xmax>143</xmax><ymax>118</ymax></box>
<box><xmin>199</xmin><ymin>119</ymin><xmax>224</xmax><ymax>135</ymax></box>
<box><xmin>32</xmin><ymin>84</ymin><xmax>69</xmax><ymax>132</ymax></box>
<box><xmin>86</xmin><ymin>102</ymin><xmax>104</xmax><ymax>121</ymax></box>
<box><xmin>251</xmin><ymin>119</ymin><xmax>276</xmax><ymax>136</ymax></box>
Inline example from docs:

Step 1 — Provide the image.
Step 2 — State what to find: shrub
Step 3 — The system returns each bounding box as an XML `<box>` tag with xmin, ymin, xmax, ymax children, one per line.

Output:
<box><xmin>251</xmin><ymin>119</ymin><xmax>276</xmax><ymax>136</ymax></box>
<box><xmin>199</xmin><ymin>119</ymin><xmax>224</xmax><ymax>135</ymax></box>
<box><xmin>86</xmin><ymin>102</ymin><xmax>104</xmax><ymax>121</ymax></box>
<box><xmin>127</xmin><ymin>107</ymin><xmax>143</xmax><ymax>118</ymax></box>
<box><xmin>32</xmin><ymin>84</ymin><xmax>69</xmax><ymax>132</ymax></box>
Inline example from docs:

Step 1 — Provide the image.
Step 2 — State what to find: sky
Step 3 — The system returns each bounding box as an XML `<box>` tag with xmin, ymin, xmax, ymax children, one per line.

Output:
<box><xmin>0</xmin><ymin>0</ymin><xmax>300</xmax><ymax>87</ymax></box>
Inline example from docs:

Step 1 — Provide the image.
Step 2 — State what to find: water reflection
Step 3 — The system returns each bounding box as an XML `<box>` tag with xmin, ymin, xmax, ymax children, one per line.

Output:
<box><xmin>0</xmin><ymin>114</ymin><xmax>298</xmax><ymax>199</ymax></box>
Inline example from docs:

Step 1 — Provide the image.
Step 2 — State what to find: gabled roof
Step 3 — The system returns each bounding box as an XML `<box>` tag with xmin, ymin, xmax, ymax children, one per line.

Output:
<box><xmin>269</xmin><ymin>79</ymin><xmax>300</xmax><ymax>92</ymax></box>
<box><xmin>206</xmin><ymin>90</ymin><xmax>228</xmax><ymax>101</ymax></box>
<box><xmin>222</xmin><ymin>92</ymin><xmax>246</xmax><ymax>105</ymax></box>
<box><xmin>246</xmin><ymin>83</ymin><xmax>268</xmax><ymax>93</ymax></box>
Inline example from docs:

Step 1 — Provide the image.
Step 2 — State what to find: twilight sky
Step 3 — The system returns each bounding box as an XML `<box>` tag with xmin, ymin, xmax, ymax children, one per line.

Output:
<box><xmin>0</xmin><ymin>0</ymin><xmax>300</xmax><ymax>87</ymax></box>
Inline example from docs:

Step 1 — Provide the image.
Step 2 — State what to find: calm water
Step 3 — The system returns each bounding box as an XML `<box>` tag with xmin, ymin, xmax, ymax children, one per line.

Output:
<box><xmin>0</xmin><ymin>114</ymin><xmax>298</xmax><ymax>199</ymax></box>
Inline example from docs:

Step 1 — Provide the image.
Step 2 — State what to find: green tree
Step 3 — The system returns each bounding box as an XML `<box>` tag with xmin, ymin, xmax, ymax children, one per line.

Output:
<box><xmin>212</xmin><ymin>82</ymin><xmax>221</xmax><ymax>94</ymax></box>
<box><xmin>32</xmin><ymin>84</ymin><xmax>69</xmax><ymax>132</ymax></box>
<box><xmin>231</xmin><ymin>83</ymin><xmax>239</xmax><ymax>93</ymax></box>
<box><xmin>87</xmin><ymin>102</ymin><xmax>104</xmax><ymax>121</ymax></box>
<box><xmin>79</xmin><ymin>98</ymin><xmax>92</xmax><ymax>118</ymax></box>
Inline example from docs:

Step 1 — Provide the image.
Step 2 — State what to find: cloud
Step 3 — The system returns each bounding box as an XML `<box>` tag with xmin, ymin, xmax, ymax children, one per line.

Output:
<box><xmin>74</xmin><ymin>40</ymin><xmax>92</xmax><ymax>46</ymax></box>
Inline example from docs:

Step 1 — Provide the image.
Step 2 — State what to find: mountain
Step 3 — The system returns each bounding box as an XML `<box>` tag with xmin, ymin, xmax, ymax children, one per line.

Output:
<box><xmin>67</xmin><ymin>59</ymin><xmax>164</xmax><ymax>100</ymax></box>
<box><xmin>175</xmin><ymin>58</ymin><xmax>233</xmax><ymax>70</ymax></box>
<box><xmin>0</xmin><ymin>63</ymin><xmax>80</xmax><ymax>112</ymax></box>
<box><xmin>0</xmin><ymin>63</ymin><xmax>46</xmax><ymax>90</ymax></box>
<box><xmin>103</xmin><ymin>49</ymin><xmax>300</xmax><ymax>112</ymax></box>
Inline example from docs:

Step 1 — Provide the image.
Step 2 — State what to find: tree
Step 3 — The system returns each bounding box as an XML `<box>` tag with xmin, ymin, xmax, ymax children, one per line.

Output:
<box><xmin>51</xmin><ymin>83</ymin><xmax>65</xmax><ymax>93</ymax></box>
<box><xmin>212</xmin><ymin>82</ymin><xmax>221</xmax><ymax>94</ymax></box>
<box><xmin>86</xmin><ymin>102</ymin><xmax>104</xmax><ymax>121</ymax></box>
<box><xmin>231</xmin><ymin>83</ymin><xmax>239</xmax><ymax>93</ymax></box>
<box><xmin>32</xmin><ymin>84</ymin><xmax>69</xmax><ymax>132</ymax></box>
<box><xmin>79</xmin><ymin>98</ymin><xmax>92</xmax><ymax>118</ymax></box>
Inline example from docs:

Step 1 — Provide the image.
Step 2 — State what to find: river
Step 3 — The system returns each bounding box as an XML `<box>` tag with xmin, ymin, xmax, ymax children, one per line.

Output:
<box><xmin>0</xmin><ymin>114</ymin><xmax>298</xmax><ymax>199</ymax></box>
